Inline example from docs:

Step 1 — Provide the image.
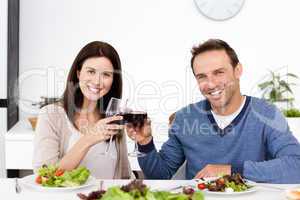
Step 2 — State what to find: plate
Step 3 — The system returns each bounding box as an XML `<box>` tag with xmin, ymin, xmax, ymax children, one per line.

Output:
<box><xmin>20</xmin><ymin>174</ymin><xmax>96</xmax><ymax>192</ymax></box>
<box><xmin>195</xmin><ymin>177</ymin><xmax>257</xmax><ymax>196</ymax></box>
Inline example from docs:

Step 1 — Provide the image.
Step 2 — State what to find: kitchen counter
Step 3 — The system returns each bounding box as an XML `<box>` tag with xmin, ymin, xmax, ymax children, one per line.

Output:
<box><xmin>6</xmin><ymin>120</ymin><xmax>34</xmax><ymax>141</ymax></box>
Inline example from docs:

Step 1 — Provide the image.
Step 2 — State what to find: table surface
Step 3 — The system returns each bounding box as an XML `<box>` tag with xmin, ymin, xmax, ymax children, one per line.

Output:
<box><xmin>1</xmin><ymin>178</ymin><xmax>298</xmax><ymax>200</ymax></box>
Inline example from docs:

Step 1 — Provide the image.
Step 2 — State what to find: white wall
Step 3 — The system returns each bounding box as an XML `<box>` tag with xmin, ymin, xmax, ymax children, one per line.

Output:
<box><xmin>19</xmin><ymin>0</ymin><xmax>300</xmax><ymax>135</ymax></box>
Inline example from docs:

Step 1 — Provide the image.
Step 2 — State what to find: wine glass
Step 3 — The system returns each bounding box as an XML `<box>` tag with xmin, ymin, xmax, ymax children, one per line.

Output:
<box><xmin>101</xmin><ymin>97</ymin><xmax>127</xmax><ymax>157</ymax></box>
<box><xmin>126</xmin><ymin>110</ymin><xmax>147</xmax><ymax>157</ymax></box>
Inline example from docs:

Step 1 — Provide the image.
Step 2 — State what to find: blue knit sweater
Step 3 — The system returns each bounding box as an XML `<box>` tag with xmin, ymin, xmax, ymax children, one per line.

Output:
<box><xmin>138</xmin><ymin>96</ymin><xmax>300</xmax><ymax>183</ymax></box>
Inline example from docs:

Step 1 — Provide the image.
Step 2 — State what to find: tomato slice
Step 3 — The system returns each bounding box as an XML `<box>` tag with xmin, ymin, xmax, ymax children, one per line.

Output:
<box><xmin>55</xmin><ymin>169</ymin><xmax>65</xmax><ymax>177</ymax></box>
<box><xmin>35</xmin><ymin>176</ymin><xmax>42</xmax><ymax>184</ymax></box>
<box><xmin>197</xmin><ymin>183</ymin><xmax>206</xmax><ymax>190</ymax></box>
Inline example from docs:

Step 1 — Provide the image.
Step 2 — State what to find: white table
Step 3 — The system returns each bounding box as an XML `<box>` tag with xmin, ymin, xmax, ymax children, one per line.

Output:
<box><xmin>0</xmin><ymin>178</ymin><xmax>298</xmax><ymax>200</ymax></box>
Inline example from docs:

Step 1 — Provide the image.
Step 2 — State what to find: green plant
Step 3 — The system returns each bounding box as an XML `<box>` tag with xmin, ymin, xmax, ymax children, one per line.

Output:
<box><xmin>283</xmin><ymin>108</ymin><xmax>300</xmax><ymax>117</ymax></box>
<box><xmin>258</xmin><ymin>70</ymin><xmax>298</xmax><ymax>104</ymax></box>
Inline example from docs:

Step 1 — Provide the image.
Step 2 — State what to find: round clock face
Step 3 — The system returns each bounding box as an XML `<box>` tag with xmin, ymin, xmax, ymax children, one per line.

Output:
<box><xmin>194</xmin><ymin>0</ymin><xmax>245</xmax><ymax>21</ymax></box>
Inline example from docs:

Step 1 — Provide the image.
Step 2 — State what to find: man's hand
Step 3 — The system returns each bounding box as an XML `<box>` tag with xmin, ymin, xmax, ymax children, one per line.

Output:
<box><xmin>126</xmin><ymin>119</ymin><xmax>152</xmax><ymax>145</ymax></box>
<box><xmin>194</xmin><ymin>164</ymin><xmax>231</xmax><ymax>179</ymax></box>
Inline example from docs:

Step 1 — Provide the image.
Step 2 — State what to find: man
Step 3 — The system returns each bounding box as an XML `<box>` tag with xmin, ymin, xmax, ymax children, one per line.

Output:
<box><xmin>126</xmin><ymin>39</ymin><xmax>300</xmax><ymax>183</ymax></box>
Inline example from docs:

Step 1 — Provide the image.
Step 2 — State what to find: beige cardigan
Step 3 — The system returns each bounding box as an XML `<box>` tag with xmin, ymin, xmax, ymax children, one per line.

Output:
<box><xmin>33</xmin><ymin>104</ymin><xmax>132</xmax><ymax>179</ymax></box>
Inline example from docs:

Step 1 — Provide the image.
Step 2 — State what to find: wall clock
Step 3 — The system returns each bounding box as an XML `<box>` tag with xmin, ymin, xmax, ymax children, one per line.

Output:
<box><xmin>194</xmin><ymin>0</ymin><xmax>245</xmax><ymax>21</ymax></box>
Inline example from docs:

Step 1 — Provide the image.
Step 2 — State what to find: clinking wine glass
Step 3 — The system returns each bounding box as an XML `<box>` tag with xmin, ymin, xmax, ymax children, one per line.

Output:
<box><xmin>125</xmin><ymin>110</ymin><xmax>148</xmax><ymax>157</ymax></box>
<box><xmin>101</xmin><ymin>97</ymin><xmax>127</xmax><ymax>157</ymax></box>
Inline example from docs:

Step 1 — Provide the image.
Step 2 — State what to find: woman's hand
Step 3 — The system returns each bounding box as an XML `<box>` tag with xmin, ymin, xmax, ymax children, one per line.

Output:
<box><xmin>126</xmin><ymin>118</ymin><xmax>152</xmax><ymax>145</ymax></box>
<box><xmin>82</xmin><ymin>115</ymin><xmax>124</xmax><ymax>147</ymax></box>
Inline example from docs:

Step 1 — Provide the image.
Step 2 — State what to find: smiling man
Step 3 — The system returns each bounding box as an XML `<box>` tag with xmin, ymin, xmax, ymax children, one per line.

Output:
<box><xmin>126</xmin><ymin>39</ymin><xmax>300</xmax><ymax>183</ymax></box>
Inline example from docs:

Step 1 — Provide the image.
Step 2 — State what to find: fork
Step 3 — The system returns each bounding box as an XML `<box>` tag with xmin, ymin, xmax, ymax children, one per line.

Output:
<box><xmin>167</xmin><ymin>185</ymin><xmax>183</xmax><ymax>191</ymax></box>
<box><xmin>15</xmin><ymin>178</ymin><xmax>21</xmax><ymax>194</ymax></box>
<box><xmin>99</xmin><ymin>180</ymin><xmax>104</xmax><ymax>190</ymax></box>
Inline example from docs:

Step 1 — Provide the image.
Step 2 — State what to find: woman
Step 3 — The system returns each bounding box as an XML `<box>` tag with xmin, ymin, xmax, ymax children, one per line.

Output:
<box><xmin>33</xmin><ymin>41</ymin><xmax>132</xmax><ymax>179</ymax></box>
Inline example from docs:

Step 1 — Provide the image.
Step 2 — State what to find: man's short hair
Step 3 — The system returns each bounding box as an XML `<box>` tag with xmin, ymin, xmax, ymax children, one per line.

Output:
<box><xmin>191</xmin><ymin>39</ymin><xmax>240</xmax><ymax>73</ymax></box>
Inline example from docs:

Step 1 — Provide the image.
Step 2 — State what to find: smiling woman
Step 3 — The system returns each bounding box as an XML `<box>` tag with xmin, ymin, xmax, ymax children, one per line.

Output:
<box><xmin>33</xmin><ymin>41</ymin><xmax>132</xmax><ymax>179</ymax></box>
<box><xmin>77</xmin><ymin>57</ymin><xmax>114</xmax><ymax>102</ymax></box>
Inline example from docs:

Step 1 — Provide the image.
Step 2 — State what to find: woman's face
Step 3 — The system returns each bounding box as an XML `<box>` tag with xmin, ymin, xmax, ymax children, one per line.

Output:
<box><xmin>77</xmin><ymin>56</ymin><xmax>114</xmax><ymax>102</ymax></box>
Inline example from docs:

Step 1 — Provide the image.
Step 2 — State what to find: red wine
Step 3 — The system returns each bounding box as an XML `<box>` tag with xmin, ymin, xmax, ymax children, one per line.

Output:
<box><xmin>123</xmin><ymin>111</ymin><xmax>147</xmax><ymax>127</ymax></box>
<box><xmin>106</xmin><ymin>113</ymin><xmax>124</xmax><ymax>125</ymax></box>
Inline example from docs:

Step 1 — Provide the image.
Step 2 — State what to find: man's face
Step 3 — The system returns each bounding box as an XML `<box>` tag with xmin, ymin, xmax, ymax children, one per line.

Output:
<box><xmin>193</xmin><ymin>50</ymin><xmax>242</xmax><ymax>110</ymax></box>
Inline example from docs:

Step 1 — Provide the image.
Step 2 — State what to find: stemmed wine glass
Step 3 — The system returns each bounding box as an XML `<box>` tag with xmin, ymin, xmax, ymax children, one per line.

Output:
<box><xmin>126</xmin><ymin>109</ymin><xmax>147</xmax><ymax>157</ymax></box>
<box><xmin>100</xmin><ymin>97</ymin><xmax>127</xmax><ymax>157</ymax></box>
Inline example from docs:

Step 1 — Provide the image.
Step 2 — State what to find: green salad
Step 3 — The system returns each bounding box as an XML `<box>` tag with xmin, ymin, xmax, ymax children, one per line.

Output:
<box><xmin>196</xmin><ymin>173</ymin><xmax>252</xmax><ymax>193</ymax></box>
<box><xmin>78</xmin><ymin>180</ymin><xmax>204</xmax><ymax>200</ymax></box>
<box><xmin>36</xmin><ymin>164</ymin><xmax>90</xmax><ymax>187</ymax></box>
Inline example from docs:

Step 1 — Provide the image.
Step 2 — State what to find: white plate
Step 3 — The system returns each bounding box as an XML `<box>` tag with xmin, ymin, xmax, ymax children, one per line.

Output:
<box><xmin>195</xmin><ymin>177</ymin><xmax>257</xmax><ymax>196</ymax></box>
<box><xmin>20</xmin><ymin>174</ymin><xmax>96</xmax><ymax>192</ymax></box>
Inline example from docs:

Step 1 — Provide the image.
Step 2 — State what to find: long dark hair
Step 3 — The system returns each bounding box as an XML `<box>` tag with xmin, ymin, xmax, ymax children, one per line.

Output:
<box><xmin>62</xmin><ymin>41</ymin><xmax>122</xmax><ymax>127</ymax></box>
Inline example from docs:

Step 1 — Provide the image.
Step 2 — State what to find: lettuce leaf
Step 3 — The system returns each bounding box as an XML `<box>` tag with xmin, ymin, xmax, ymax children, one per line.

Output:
<box><xmin>37</xmin><ymin>165</ymin><xmax>90</xmax><ymax>187</ymax></box>
<box><xmin>101</xmin><ymin>187</ymin><xmax>133</xmax><ymax>200</ymax></box>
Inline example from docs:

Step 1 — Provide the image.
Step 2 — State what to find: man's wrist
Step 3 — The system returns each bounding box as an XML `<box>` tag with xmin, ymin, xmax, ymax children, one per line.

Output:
<box><xmin>137</xmin><ymin>137</ymin><xmax>155</xmax><ymax>153</ymax></box>
<box><xmin>139</xmin><ymin>136</ymin><xmax>153</xmax><ymax>145</ymax></box>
